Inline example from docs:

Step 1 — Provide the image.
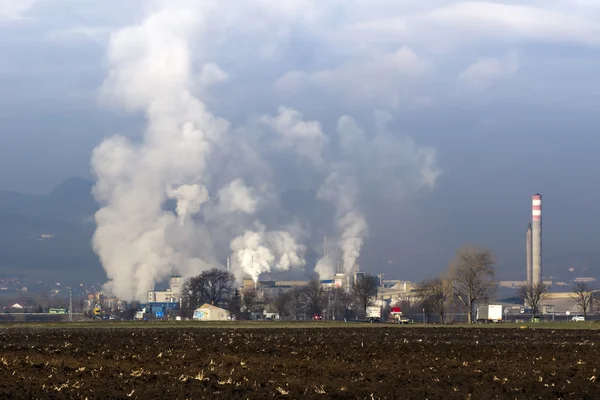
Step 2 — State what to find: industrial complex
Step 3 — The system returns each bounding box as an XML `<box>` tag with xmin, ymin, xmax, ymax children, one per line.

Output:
<box><xmin>2</xmin><ymin>192</ymin><xmax>596</xmax><ymax>323</ymax></box>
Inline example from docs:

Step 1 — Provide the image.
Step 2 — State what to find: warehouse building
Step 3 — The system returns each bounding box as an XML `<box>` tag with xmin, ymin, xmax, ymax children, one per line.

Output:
<box><xmin>193</xmin><ymin>303</ymin><xmax>231</xmax><ymax>321</ymax></box>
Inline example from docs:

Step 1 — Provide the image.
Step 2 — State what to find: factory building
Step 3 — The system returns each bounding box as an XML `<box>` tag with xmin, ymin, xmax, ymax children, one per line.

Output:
<box><xmin>147</xmin><ymin>275</ymin><xmax>183</xmax><ymax>304</ymax></box>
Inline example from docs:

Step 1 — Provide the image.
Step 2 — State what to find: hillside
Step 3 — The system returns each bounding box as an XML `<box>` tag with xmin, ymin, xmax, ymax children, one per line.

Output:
<box><xmin>0</xmin><ymin>178</ymin><xmax>104</xmax><ymax>282</ymax></box>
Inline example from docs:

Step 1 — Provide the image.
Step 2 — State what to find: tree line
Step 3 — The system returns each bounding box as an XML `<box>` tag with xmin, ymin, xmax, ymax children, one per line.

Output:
<box><xmin>180</xmin><ymin>268</ymin><xmax>379</xmax><ymax>320</ymax></box>
<box><xmin>416</xmin><ymin>245</ymin><xmax>599</xmax><ymax>323</ymax></box>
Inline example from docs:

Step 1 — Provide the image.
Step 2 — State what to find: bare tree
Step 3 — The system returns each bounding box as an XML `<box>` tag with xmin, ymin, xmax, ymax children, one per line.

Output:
<box><xmin>519</xmin><ymin>283</ymin><xmax>550</xmax><ymax>317</ymax></box>
<box><xmin>288</xmin><ymin>287</ymin><xmax>306</xmax><ymax>320</ymax></box>
<box><xmin>449</xmin><ymin>245</ymin><xmax>496</xmax><ymax>324</ymax></box>
<box><xmin>181</xmin><ymin>269</ymin><xmax>235</xmax><ymax>314</ymax></box>
<box><xmin>328</xmin><ymin>287</ymin><xmax>358</xmax><ymax>320</ymax></box>
<box><xmin>571</xmin><ymin>282</ymin><xmax>595</xmax><ymax>319</ymax></box>
<box><xmin>270</xmin><ymin>290</ymin><xmax>291</xmax><ymax>319</ymax></box>
<box><xmin>226</xmin><ymin>289</ymin><xmax>243</xmax><ymax>320</ymax></box>
<box><xmin>304</xmin><ymin>278</ymin><xmax>327</xmax><ymax>316</ymax></box>
<box><xmin>241</xmin><ymin>289</ymin><xmax>258</xmax><ymax>315</ymax></box>
<box><xmin>415</xmin><ymin>277</ymin><xmax>453</xmax><ymax>324</ymax></box>
<box><xmin>352</xmin><ymin>274</ymin><xmax>379</xmax><ymax>316</ymax></box>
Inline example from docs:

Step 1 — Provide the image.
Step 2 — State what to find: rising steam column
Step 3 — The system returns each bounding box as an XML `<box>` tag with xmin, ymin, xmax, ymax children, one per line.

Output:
<box><xmin>531</xmin><ymin>194</ymin><xmax>542</xmax><ymax>286</ymax></box>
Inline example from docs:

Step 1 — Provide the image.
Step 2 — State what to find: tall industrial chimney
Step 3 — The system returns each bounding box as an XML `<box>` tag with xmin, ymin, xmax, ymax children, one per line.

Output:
<box><xmin>526</xmin><ymin>223</ymin><xmax>532</xmax><ymax>287</ymax></box>
<box><xmin>531</xmin><ymin>194</ymin><xmax>542</xmax><ymax>285</ymax></box>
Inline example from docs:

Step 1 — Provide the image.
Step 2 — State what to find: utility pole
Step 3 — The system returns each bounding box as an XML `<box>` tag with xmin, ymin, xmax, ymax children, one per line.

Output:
<box><xmin>69</xmin><ymin>287</ymin><xmax>73</xmax><ymax>322</ymax></box>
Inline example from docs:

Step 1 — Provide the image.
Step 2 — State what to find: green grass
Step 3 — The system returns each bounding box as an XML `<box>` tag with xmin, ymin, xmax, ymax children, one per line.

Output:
<box><xmin>1</xmin><ymin>320</ymin><xmax>599</xmax><ymax>330</ymax></box>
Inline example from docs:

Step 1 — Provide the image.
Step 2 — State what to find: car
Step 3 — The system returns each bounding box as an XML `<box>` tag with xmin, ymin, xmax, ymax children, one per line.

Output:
<box><xmin>313</xmin><ymin>313</ymin><xmax>323</xmax><ymax>321</ymax></box>
<box><xmin>571</xmin><ymin>315</ymin><xmax>585</xmax><ymax>322</ymax></box>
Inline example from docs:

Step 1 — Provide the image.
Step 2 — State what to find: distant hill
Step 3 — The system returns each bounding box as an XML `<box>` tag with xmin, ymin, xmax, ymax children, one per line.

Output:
<box><xmin>0</xmin><ymin>177</ymin><xmax>97</xmax><ymax>224</ymax></box>
<box><xmin>0</xmin><ymin>178</ymin><xmax>105</xmax><ymax>282</ymax></box>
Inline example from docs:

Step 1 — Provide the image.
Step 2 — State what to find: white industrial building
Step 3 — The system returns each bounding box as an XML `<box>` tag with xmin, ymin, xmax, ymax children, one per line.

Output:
<box><xmin>193</xmin><ymin>304</ymin><xmax>231</xmax><ymax>321</ymax></box>
<box><xmin>147</xmin><ymin>275</ymin><xmax>184</xmax><ymax>303</ymax></box>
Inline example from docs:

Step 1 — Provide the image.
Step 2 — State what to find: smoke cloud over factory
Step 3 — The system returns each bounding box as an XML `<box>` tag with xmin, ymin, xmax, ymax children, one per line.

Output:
<box><xmin>90</xmin><ymin>2</ymin><xmax>441</xmax><ymax>301</ymax></box>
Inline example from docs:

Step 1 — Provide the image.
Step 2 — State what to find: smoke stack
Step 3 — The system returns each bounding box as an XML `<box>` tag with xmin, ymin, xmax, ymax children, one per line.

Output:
<box><xmin>531</xmin><ymin>194</ymin><xmax>542</xmax><ymax>285</ymax></box>
<box><xmin>526</xmin><ymin>223</ymin><xmax>532</xmax><ymax>286</ymax></box>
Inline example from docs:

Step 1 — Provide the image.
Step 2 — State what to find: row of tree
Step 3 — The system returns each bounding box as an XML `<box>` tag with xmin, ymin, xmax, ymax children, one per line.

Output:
<box><xmin>180</xmin><ymin>268</ymin><xmax>380</xmax><ymax>320</ymax></box>
<box><xmin>415</xmin><ymin>245</ymin><xmax>496</xmax><ymax>323</ymax></box>
<box><xmin>416</xmin><ymin>245</ymin><xmax>599</xmax><ymax>322</ymax></box>
<box><xmin>520</xmin><ymin>281</ymin><xmax>598</xmax><ymax>319</ymax></box>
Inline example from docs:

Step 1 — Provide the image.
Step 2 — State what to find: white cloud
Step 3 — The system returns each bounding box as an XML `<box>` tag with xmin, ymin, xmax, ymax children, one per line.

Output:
<box><xmin>0</xmin><ymin>0</ymin><xmax>35</xmax><ymax>19</ymax></box>
<box><xmin>4</xmin><ymin>0</ymin><xmax>600</xmax><ymax>112</ymax></box>
<box><xmin>46</xmin><ymin>26</ymin><xmax>111</xmax><ymax>44</ymax></box>
<box><xmin>277</xmin><ymin>46</ymin><xmax>431</xmax><ymax>109</ymax></box>
<box><xmin>428</xmin><ymin>2</ymin><xmax>600</xmax><ymax>46</ymax></box>
<box><xmin>459</xmin><ymin>51</ymin><xmax>519</xmax><ymax>93</ymax></box>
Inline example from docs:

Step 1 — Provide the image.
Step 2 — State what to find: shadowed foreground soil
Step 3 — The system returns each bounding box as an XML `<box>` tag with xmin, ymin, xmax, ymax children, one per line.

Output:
<box><xmin>0</xmin><ymin>327</ymin><xmax>598</xmax><ymax>399</ymax></box>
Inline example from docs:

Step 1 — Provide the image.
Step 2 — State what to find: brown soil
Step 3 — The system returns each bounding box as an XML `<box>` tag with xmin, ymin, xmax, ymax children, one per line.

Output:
<box><xmin>0</xmin><ymin>326</ymin><xmax>598</xmax><ymax>399</ymax></box>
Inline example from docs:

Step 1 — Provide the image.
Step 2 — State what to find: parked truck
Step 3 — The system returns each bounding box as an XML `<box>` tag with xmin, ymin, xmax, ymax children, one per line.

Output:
<box><xmin>366</xmin><ymin>306</ymin><xmax>382</xmax><ymax>322</ymax></box>
<box><xmin>389</xmin><ymin>307</ymin><xmax>410</xmax><ymax>324</ymax></box>
<box><xmin>134</xmin><ymin>311</ymin><xmax>146</xmax><ymax>321</ymax></box>
<box><xmin>476</xmin><ymin>304</ymin><xmax>503</xmax><ymax>323</ymax></box>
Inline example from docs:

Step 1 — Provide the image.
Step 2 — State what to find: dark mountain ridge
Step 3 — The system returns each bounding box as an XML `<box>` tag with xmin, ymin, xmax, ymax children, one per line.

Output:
<box><xmin>0</xmin><ymin>178</ymin><xmax>104</xmax><ymax>283</ymax></box>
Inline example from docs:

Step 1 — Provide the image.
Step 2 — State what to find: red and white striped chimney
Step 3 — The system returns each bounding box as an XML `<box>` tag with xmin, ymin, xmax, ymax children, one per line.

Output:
<box><xmin>531</xmin><ymin>194</ymin><xmax>542</xmax><ymax>285</ymax></box>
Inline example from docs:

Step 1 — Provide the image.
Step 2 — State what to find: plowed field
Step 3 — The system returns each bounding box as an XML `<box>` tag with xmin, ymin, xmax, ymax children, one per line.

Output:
<box><xmin>0</xmin><ymin>326</ymin><xmax>598</xmax><ymax>399</ymax></box>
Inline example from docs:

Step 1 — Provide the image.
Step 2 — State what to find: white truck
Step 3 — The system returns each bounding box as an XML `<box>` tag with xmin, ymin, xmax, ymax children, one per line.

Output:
<box><xmin>476</xmin><ymin>304</ymin><xmax>503</xmax><ymax>323</ymax></box>
<box><xmin>366</xmin><ymin>306</ymin><xmax>382</xmax><ymax>322</ymax></box>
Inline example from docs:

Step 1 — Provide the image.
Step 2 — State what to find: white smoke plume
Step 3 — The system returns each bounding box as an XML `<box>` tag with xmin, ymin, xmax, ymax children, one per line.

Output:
<box><xmin>230</xmin><ymin>224</ymin><xmax>306</xmax><ymax>283</ymax></box>
<box><xmin>90</xmin><ymin>2</ymin><xmax>440</xmax><ymax>300</ymax></box>
<box><xmin>313</xmin><ymin>113</ymin><xmax>440</xmax><ymax>278</ymax></box>
<box><xmin>217</xmin><ymin>179</ymin><xmax>257</xmax><ymax>215</ymax></box>
<box><xmin>314</xmin><ymin>256</ymin><xmax>334</xmax><ymax>278</ymax></box>
<box><xmin>166</xmin><ymin>184</ymin><xmax>209</xmax><ymax>223</ymax></box>
<box><xmin>91</xmin><ymin>4</ymin><xmax>228</xmax><ymax>300</ymax></box>
<box><xmin>260</xmin><ymin>106</ymin><xmax>328</xmax><ymax>167</ymax></box>
<box><xmin>317</xmin><ymin>169</ymin><xmax>368</xmax><ymax>277</ymax></box>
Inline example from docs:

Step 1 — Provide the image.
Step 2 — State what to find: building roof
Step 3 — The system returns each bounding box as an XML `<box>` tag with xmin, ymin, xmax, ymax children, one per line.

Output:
<box><xmin>196</xmin><ymin>303</ymin><xmax>227</xmax><ymax>311</ymax></box>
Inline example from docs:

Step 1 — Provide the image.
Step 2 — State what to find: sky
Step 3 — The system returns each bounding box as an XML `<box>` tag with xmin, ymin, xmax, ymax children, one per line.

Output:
<box><xmin>1</xmin><ymin>0</ymin><xmax>600</xmax><ymax>288</ymax></box>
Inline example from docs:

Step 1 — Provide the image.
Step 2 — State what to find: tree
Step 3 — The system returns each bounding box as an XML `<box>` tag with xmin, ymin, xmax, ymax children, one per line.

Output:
<box><xmin>227</xmin><ymin>289</ymin><xmax>243</xmax><ymax>320</ymax></box>
<box><xmin>571</xmin><ymin>282</ymin><xmax>595</xmax><ymax>319</ymax></box>
<box><xmin>288</xmin><ymin>287</ymin><xmax>306</xmax><ymax>320</ymax></box>
<box><xmin>327</xmin><ymin>287</ymin><xmax>356</xmax><ymax>321</ymax></box>
<box><xmin>352</xmin><ymin>274</ymin><xmax>379</xmax><ymax>316</ymax></box>
<box><xmin>519</xmin><ymin>283</ymin><xmax>550</xmax><ymax>318</ymax></box>
<box><xmin>270</xmin><ymin>290</ymin><xmax>291</xmax><ymax>319</ymax></box>
<box><xmin>415</xmin><ymin>277</ymin><xmax>453</xmax><ymax>324</ymax></box>
<box><xmin>449</xmin><ymin>245</ymin><xmax>496</xmax><ymax>324</ymax></box>
<box><xmin>303</xmin><ymin>278</ymin><xmax>327</xmax><ymax>316</ymax></box>
<box><xmin>241</xmin><ymin>289</ymin><xmax>258</xmax><ymax>316</ymax></box>
<box><xmin>181</xmin><ymin>268</ymin><xmax>235</xmax><ymax>314</ymax></box>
